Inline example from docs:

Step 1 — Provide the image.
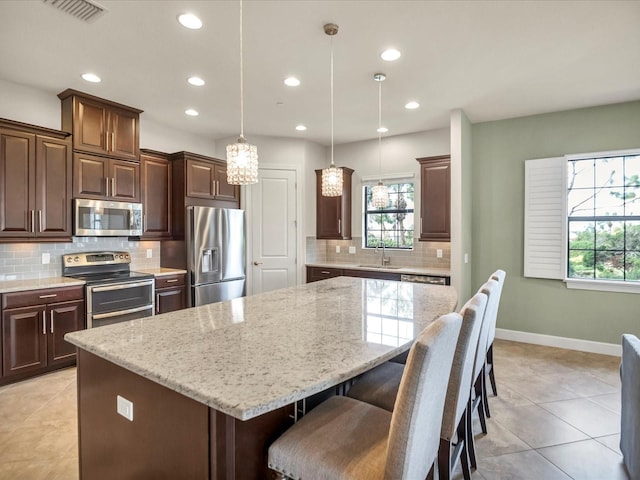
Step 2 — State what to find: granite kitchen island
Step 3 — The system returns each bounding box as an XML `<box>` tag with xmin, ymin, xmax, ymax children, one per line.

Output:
<box><xmin>66</xmin><ymin>276</ymin><xmax>457</xmax><ymax>479</ymax></box>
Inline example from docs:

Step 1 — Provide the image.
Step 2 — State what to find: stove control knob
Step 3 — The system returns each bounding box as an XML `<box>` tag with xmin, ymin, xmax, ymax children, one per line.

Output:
<box><xmin>125</xmin><ymin>254</ymin><xmax>129</xmax><ymax>259</ymax></box>
<box><xmin>119</xmin><ymin>254</ymin><xmax>124</xmax><ymax>259</ymax></box>
<box><xmin>74</xmin><ymin>256</ymin><xmax>79</xmax><ymax>262</ymax></box>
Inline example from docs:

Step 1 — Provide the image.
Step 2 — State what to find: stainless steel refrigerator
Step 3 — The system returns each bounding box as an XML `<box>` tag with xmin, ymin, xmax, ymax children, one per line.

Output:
<box><xmin>161</xmin><ymin>206</ymin><xmax>246</xmax><ymax>307</ymax></box>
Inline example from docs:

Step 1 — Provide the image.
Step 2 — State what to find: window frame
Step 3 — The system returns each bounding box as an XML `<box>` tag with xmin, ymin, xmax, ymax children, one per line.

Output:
<box><xmin>524</xmin><ymin>148</ymin><xmax>640</xmax><ymax>294</ymax></box>
<box><xmin>363</xmin><ymin>182</ymin><xmax>415</xmax><ymax>250</ymax></box>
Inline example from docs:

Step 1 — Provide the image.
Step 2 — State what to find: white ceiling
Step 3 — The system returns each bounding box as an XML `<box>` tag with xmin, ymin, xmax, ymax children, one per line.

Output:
<box><xmin>1</xmin><ymin>0</ymin><xmax>639</xmax><ymax>146</ymax></box>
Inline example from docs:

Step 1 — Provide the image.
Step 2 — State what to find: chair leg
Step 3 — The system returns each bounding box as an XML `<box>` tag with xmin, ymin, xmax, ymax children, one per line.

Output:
<box><xmin>482</xmin><ymin>364</ymin><xmax>491</xmax><ymax>419</ymax></box>
<box><xmin>457</xmin><ymin>408</ymin><xmax>472</xmax><ymax>480</ymax></box>
<box><xmin>466</xmin><ymin>398</ymin><xmax>478</xmax><ymax>470</ymax></box>
<box><xmin>426</xmin><ymin>461</ymin><xmax>435</xmax><ymax>480</ymax></box>
<box><xmin>474</xmin><ymin>374</ymin><xmax>487</xmax><ymax>434</ymax></box>
<box><xmin>487</xmin><ymin>343</ymin><xmax>498</xmax><ymax>396</ymax></box>
<box><xmin>438</xmin><ymin>438</ymin><xmax>452</xmax><ymax>480</ymax></box>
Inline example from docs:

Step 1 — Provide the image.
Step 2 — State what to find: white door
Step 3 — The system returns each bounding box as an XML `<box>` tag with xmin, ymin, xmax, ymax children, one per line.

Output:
<box><xmin>249</xmin><ymin>168</ymin><xmax>297</xmax><ymax>294</ymax></box>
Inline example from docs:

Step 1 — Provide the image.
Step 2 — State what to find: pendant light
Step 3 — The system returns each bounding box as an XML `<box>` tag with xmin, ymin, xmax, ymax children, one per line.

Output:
<box><xmin>321</xmin><ymin>23</ymin><xmax>343</xmax><ymax>197</ymax></box>
<box><xmin>226</xmin><ymin>0</ymin><xmax>258</xmax><ymax>185</ymax></box>
<box><xmin>371</xmin><ymin>73</ymin><xmax>390</xmax><ymax>209</ymax></box>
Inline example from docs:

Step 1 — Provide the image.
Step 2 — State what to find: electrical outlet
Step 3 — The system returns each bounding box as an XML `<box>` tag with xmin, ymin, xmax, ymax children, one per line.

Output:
<box><xmin>436</xmin><ymin>249</ymin><xmax>443</xmax><ymax>258</ymax></box>
<box><xmin>349</xmin><ymin>246</ymin><xmax>356</xmax><ymax>254</ymax></box>
<box><xmin>146</xmin><ymin>249</ymin><xmax>153</xmax><ymax>258</ymax></box>
<box><xmin>335</xmin><ymin>245</ymin><xmax>341</xmax><ymax>253</ymax></box>
<box><xmin>117</xmin><ymin>395</ymin><xmax>134</xmax><ymax>421</ymax></box>
<box><xmin>42</xmin><ymin>252</ymin><xmax>50</xmax><ymax>264</ymax></box>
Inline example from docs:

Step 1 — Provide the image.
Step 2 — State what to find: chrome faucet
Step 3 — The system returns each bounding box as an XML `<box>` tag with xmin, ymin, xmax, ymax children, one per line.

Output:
<box><xmin>375</xmin><ymin>241</ymin><xmax>390</xmax><ymax>266</ymax></box>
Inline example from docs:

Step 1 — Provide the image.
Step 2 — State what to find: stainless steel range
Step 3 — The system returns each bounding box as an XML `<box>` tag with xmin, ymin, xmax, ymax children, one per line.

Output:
<box><xmin>63</xmin><ymin>251</ymin><xmax>154</xmax><ymax>328</ymax></box>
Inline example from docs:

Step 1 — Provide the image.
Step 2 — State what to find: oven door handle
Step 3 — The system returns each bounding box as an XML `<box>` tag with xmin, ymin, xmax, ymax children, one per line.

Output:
<box><xmin>92</xmin><ymin>305</ymin><xmax>154</xmax><ymax>320</ymax></box>
<box><xmin>91</xmin><ymin>280</ymin><xmax>154</xmax><ymax>293</ymax></box>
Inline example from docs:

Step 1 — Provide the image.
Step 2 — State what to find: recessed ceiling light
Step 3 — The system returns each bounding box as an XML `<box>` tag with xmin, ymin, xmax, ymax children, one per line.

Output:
<box><xmin>185</xmin><ymin>109</ymin><xmax>199</xmax><ymax>116</ymax></box>
<box><xmin>81</xmin><ymin>73</ymin><xmax>101</xmax><ymax>83</ymax></box>
<box><xmin>187</xmin><ymin>76</ymin><xmax>205</xmax><ymax>86</ymax></box>
<box><xmin>284</xmin><ymin>77</ymin><xmax>301</xmax><ymax>87</ymax></box>
<box><xmin>405</xmin><ymin>101</ymin><xmax>420</xmax><ymax>110</ymax></box>
<box><xmin>295</xmin><ymin>125</ymin><xmax>307</xmax><ymax>131</ymax></box>
<box><xmin>178</xmin><ymin>13</ymin><xmax>202</xmax><ymax>30</ymax></box>
<box><xmin>381</xmin><ymin>48</ymin><xmax>401</xmax><ymax>61</ymax></box>
<box><xmin>377</xmin><ymin>127</ymin><xmax>388</xmax><ymax>133</ymax></box>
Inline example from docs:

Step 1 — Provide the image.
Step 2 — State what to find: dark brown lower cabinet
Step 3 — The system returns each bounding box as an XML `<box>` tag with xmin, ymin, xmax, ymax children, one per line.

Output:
<box><xmin>155</xmin><ymin>274</ymin><xmax>186</xmax><ymax>314</ymax></box>
<box><xmin>1</xmin><ymin>286</ymin><xmax>84</xmax><ymax>385</ymax></box>
<box><xmin>306</xmin><ymin>266</ymin><xmax>401</xmax><ymax>283</ymax></box>
<box><xmin>77</xmin><ymin>350</ymin><xmax>294</xmax><ymax>479</ymax></box>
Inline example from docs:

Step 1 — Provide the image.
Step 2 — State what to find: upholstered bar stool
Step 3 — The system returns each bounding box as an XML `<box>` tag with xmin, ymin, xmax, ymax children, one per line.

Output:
<box><xmin>485</xmin><ymin>270</ymin><xmax>506</xmax><ymax>397</ymax></box>
<box><xmin>268</xmin><ymin>313</ymin><xmax>462</xmax><ymax>480</ymax></box>
<box><xmin>621</xmin><ymin>334</ymin><xmax>640</xmax><ymax>479</ymax></box>
<box><xmin>347</xmin><ymin>292</ymin><xmax>488</xmax><ymax>480</ymax></box>
<box><xmin>467</xmin><ymin>278</ymin><xmax>500</xmax><ymax>469</ymax></box>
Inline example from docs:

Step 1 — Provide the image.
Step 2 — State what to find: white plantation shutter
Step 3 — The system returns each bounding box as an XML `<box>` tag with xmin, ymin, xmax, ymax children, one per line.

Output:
<box><xmin>524</xmin><ymin>157</ymin><xmax>566</xmax><ymax>279</ymax></box>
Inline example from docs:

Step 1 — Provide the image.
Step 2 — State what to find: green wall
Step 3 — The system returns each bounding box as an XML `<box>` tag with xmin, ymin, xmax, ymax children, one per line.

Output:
<box><xmin>471</xmin><ymin>100</ymin><xmax>640</xmax><ymax>344</ymax></box>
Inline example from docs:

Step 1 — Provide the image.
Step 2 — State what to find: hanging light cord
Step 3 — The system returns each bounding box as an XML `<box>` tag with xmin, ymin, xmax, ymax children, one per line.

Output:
<box><xmin>330</xmin><ymin>34</ymin><xmax>335</xmax><ymax>167</ymax></box>
<box><xmin>378</xmin><ymin>79</ymin><xmax>382</xmax><ymax>181</ymax></box>
<box><xmin>239</xmin><ymin>0</ymin><xmax>244</xmax><ymax>139</ymax></box>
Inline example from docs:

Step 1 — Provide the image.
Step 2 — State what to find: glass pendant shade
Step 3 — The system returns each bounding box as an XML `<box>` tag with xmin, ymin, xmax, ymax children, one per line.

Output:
<box><xmin>226</xmin><ymin>136</ymin><xmax>258</xmax><ymax>185</ymax></box>
<box><xmin>321</xmin><ymin>165</ymin><xmax>343</xmax><ymax>196</ymax></box>
<box><xmin>372</xmin><ymin>181</ymin><xmax>389</xmax><ymax>209</ymax></box>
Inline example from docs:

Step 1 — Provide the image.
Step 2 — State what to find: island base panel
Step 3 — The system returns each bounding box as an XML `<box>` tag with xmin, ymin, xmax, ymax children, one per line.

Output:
<box><xmin>77</xmin><ymin>349</ymin><xmax>296</xmax><ymax>479</ymax></box>
<box><xmin>77</xmin><ymin>350</ymin><xmax>209</xmax><ymax>480</ymax></box>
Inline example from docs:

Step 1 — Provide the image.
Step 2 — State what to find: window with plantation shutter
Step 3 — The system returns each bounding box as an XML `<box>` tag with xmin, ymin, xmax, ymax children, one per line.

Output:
<box><xmin>523</xmin><ymin>157</ymin><xmax>566</xmax><ymax>279</ymax></box>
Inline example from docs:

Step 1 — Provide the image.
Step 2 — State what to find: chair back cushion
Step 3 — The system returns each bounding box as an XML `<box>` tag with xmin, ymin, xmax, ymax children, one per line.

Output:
<box><xmin>487</xmin><ymin>269</ymin><xmax>506</xmax><ymax>344</ymax></box>
<box><xmin>473</xmin><ymin>279</ymin><xmax>500</xmax><ymax>379</ymax></box>
<box><xmin>384</xmin><ymin>313</ymin><xmax>462</xmax><ymax>480</ymax></box>
<box><xmin>441</xmin><ymin>292</ymin><xmax>488</xmax><ymax>440</ymax></box>
<box><xmin>621</xmin><ymin>334</ymin><xmax>640</xmax><ymax>478</ymax></box>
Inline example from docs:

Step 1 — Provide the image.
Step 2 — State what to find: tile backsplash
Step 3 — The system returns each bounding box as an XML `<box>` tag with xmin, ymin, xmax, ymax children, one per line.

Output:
<box><xmin>305</xmin><ymin>236</ymin><xmax>450</xmax><ymax>269</ymax></box>
<box><xmin>0</xmin><ymin>238</ymin><xmax>160</xmax><ymax>280</ymax></box>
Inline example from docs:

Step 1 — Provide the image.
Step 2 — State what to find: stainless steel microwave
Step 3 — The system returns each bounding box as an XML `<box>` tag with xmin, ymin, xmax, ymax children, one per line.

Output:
<box><xmin>74</xmin><ymin>198</ymin><xmax>143</xmax><ymax>236</ymax></box>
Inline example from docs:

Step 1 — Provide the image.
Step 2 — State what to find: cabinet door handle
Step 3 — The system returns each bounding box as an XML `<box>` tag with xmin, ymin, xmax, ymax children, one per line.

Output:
<box><xmin>338</xmin><ymin>219</ymin><xmax>341</xmax><ymax>234</ymax></box>
<box><xmin>38</xmin><ymin>210</ymin><xmax>43</xmax><ymax>233</ymax></box>
<box><xmin>30</xmin><ymin>210</ymin><xmax>35</xmax><ymax>233</ymax></box>
<box><xmin>105</xmin><ymin>132</ymin><xmax>109</xmax><ymax>151</ymax></box>
<box><xmin>105</xmin><ymin>177</ymin><xmax>110</xmax><ymax>196</ymax></box>
<box><xmin>50</xmin><ymin>310</ymin><xmax>54</xmax><ymax>334</ymax></box>
<box><xmin>111</xmin><ymin>178</ymin><xmax>115</xmax><ymax>197</ymax></box>
<box><xmin>111</xmin><ymin>132</ymin><xmax>115</xmax><ymax>151</ymax></box>
<box><xmin>42</xmin><ymin>311</ymin><xmax>46</xmax><ymax>335</ymax></box>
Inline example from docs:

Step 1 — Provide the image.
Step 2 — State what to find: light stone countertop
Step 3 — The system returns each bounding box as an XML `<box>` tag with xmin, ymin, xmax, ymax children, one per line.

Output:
<box><xmin>66</xmin><ymin>276</ymin><xmax>457</xmax><ymax>421</ymax></box>
<box><xmin>136</xmin><ymin>267</ymin><xmax>187</xmax><ymax>277</ymax></box>
<box><xmin>0</xmin><ymin>277</ymin><xmax>85</xmax><ymax>294</ymax></box>
<box><xmin>306</xmin><ymin>261</ymin><xmax>451</xmax><ymax>277</ymax></box>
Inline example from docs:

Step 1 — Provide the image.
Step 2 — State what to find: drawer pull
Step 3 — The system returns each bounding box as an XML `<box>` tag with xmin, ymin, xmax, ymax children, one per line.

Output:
<box><xmin>321</xmin><ymin>271</ymin><xmax>331</xmax><ymax>275</ymax></box>
<box><xmin>39</xmin><ymin>294</ymin><xmax>57</xmax><ymax>299</ymax></box>
<box><xmin>165</xmin><ymin>279</ymin><xmax>178</xmax><ymax>283</ymax></box>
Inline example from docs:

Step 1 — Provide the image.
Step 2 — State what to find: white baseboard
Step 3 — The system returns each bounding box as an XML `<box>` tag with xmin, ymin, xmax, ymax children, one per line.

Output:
<box><xmin>495</xmin><ymin>328</ymin><xmax>621</xmax><ymax>357</ymax></box>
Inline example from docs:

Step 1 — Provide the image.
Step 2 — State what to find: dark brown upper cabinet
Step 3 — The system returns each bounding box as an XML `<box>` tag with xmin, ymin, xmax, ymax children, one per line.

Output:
<box><xmin>73</xmin><ymin>152</ymin><xmax>140</xmax><ymax>202</ymax></box>
<box><xmin>0</xmin><ymin>119</ymin><xmax>72</xmax><ymax>241</ymax></box>
<box><xmin>140</xmin><ymin>149</ymin><xmax>172</xmax><ymax>239</ymax></box>
<box><xmin>315</xmin><ymin>167</ymin><xmax>353</xmax><ymax>240</ymax></box>
<box><xmin>58</xmin><ymin>89</ymin><xmax>142</xmax><ymax>162</ymax></box>
<box><xmin>417</xmin><ymin>155</ymin><xmax>450</xmax><ymax>242</ymax></box>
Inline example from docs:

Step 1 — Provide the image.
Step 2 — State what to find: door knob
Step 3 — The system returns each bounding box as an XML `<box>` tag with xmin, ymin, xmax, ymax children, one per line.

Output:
<box><xmin>253</xmin><ymin>261</ymin><xmax>263</xmax><ymax>266</ymax></box>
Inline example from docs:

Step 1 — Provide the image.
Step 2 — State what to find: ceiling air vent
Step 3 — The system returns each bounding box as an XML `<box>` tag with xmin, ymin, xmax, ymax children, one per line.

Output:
<box><xmin>42</xmin><ymin>0</ymin><xmax>107</xmax><ymax>23</ymax></box>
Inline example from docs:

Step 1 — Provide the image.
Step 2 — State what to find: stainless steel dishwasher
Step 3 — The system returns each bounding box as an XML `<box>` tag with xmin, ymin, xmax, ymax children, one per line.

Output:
<box><xmin>400</xmin><ymin>274</ymin><xmax>450</xmax><ymax>285</ymax></box>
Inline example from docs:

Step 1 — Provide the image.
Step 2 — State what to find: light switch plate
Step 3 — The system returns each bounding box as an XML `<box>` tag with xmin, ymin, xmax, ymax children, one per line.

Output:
<box><xmin>117</xmin><ymin>395</ymin><xmax>134</xmax><ymax>421</ymax></box>
<box><xmin>349</xmin><ymin>246</ymin><xmax>356</xmax><ymax>254</ymax></box>
<box><xmin>42</xmin><ymin>253</ymin><xmax>50</xmax><ymax>264</ymax></box>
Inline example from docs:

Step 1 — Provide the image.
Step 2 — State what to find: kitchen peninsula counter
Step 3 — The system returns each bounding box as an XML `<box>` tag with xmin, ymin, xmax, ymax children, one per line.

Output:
<box><xmin>66</xmin><ymin>277</ymin><xmax>457</xmax><ymax>479</ymax></box>
<box><xmin>306</xmin><ymin>261</ymin><xmax>451</xmax><ymax>277</ymax></box>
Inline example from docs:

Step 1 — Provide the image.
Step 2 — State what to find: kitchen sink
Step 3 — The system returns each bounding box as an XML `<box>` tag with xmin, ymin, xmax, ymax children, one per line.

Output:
<box><xmin>356</xmin><ymin>264</ymin><xmax>403</xmax><ymax>270</ymax></box>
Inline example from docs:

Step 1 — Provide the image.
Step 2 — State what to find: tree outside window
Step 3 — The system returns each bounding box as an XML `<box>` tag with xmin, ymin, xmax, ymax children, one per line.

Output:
<box><xmin>567</xmin><ymin>154</ymin><xmax>640</xmax><ymax>280</ymax></box>
<box><xmin>364</xmin><ymin>183</ymin><xmax>414</xmax><ymax>249</ymax></box>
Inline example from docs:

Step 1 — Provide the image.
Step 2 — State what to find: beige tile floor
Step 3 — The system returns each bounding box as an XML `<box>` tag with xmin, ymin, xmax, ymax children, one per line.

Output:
<box><xmin>0</xmin><ymin>339</ymin><xmax>629</xmax><ymax>479</ymax></box>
